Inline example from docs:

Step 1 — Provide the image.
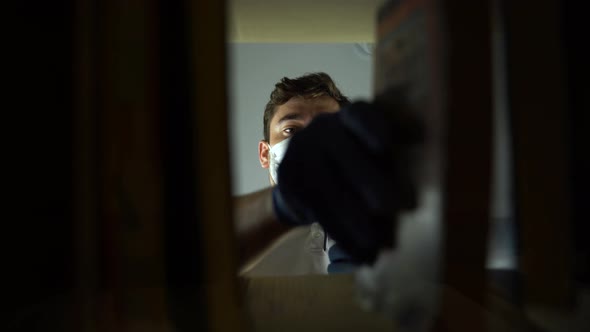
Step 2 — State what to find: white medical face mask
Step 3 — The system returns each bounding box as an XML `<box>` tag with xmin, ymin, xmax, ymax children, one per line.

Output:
<box><xmin>268</xmin><ymin>138</ymin><xmax>291</xmax><ymax>184</ymax></box>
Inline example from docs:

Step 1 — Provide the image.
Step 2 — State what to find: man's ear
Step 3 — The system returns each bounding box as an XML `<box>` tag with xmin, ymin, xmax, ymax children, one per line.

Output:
<box><xmin>258</xmin><ymin>140</ymin><xmax>270</xmax><ymax>169</ymax></box>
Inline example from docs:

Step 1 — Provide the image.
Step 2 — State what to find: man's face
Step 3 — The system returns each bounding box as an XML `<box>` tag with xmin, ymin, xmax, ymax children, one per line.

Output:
<box><xmin>258</xmin><ymin>96</ymin><xmax>341</xmax><ymax>181</ymax></box>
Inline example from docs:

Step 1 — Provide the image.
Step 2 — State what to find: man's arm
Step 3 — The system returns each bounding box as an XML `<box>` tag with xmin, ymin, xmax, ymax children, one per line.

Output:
<box><xmin>233</xmin><ymin>187</ymin><xmax>292</xmax><ymax>266</ymax></box>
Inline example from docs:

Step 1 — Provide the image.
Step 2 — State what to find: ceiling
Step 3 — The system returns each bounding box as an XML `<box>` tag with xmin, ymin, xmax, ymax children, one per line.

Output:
<box><xmin>228</xmin><ymin>0</ymin><xmax>383</xmax><ymax>42</ymax></box>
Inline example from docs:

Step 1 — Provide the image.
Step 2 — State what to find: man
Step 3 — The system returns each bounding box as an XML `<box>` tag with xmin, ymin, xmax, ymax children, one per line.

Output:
<box><xmin>234</xmin><ymin>72</ymin><xmax>350</xmax><ymax>275</ymax></box>
<box><xmin>234</xmin><ymin>72</ymin><xmax>419</xmax><ymax>276</ymax></box>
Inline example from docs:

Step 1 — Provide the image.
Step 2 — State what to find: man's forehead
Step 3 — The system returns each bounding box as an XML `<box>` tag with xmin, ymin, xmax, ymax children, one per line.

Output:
<box><xmin>273</xmin><ymin>96</ymin><xmax>339</xmax><ymax>119</ymax></box>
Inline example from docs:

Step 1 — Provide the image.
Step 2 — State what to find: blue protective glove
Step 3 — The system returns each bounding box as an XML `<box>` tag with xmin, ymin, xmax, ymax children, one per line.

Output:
<box><xmin>272</xmin><ymin>97</ymin><xmax>424</xmax><ymax>264</ymax></box>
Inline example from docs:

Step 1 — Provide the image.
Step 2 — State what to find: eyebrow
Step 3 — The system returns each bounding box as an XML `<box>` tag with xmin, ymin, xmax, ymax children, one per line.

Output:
<box><xmin>276</xmin><ymin>113</ymin><xmax>303</xmax><ymax>125</ymax></box>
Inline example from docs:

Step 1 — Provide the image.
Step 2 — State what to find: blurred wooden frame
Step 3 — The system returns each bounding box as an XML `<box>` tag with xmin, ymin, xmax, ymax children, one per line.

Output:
<box><xmin>504</xmin><ymin>0</ymin><xmax>574</xmax><ymax>309</ymax></box>
<box><xmin>73</xmin><ymin>0</ymin><xmax>243</xmax><ymax>331</ymax></box>
<box><xmin>187</xmin><ymin>0</ymin><xmax>245</xmax><ymax>331</ymax></box>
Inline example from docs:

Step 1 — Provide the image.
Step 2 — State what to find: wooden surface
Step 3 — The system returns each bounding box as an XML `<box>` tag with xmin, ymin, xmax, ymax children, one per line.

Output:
<box><xmin>504</xmin><ymin>0</ymin><xmax>574</xmax><ymax>308</ymax></box>
<box><xmin>243</xmin><ymin>275</ymin><xmax>394</xmax><ymax>332</ymax></box>
<box><xmin>188</xmin><ymin>0</ymin><xmax>246</xmax><ymax>330</ymax></box>
<box><xmin>243</xmin><ymin>274</ymin><xmax>532</xmax><ymax>332</ymax></box>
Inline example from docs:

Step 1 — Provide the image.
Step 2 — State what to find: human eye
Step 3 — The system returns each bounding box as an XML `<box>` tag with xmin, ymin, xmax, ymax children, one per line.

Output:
<box><xmin>283</xmin><ymin>126</ymin><xmax>299</xmax><ymax>136</ymax></box>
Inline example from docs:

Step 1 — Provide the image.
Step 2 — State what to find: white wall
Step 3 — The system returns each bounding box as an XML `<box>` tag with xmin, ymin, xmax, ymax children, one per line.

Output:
<box><xmin>228</xmin><ymin>43</ymin><xmax>374</xmax><ymax>195</ymax></box>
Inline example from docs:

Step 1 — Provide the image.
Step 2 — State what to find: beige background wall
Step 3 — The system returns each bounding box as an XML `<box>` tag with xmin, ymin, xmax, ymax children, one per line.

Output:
<box><xmin>228</xmin><ymin>0</ymin><xmax>382</xmax><ymax>42</ymax></box>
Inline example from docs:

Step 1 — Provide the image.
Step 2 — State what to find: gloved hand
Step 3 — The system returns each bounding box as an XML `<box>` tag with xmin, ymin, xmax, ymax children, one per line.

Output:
<box><xmin>272</xmin><ymin>96</ymin><xmax>424</xmax><ymax>264</ymax></box>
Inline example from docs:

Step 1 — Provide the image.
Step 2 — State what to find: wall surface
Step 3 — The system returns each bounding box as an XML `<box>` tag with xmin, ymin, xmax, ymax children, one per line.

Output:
<box><xmin>228</xmin><ymin>0</ymin><xmax>382</xmax><ymax>42</ymax></box>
